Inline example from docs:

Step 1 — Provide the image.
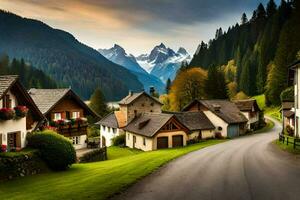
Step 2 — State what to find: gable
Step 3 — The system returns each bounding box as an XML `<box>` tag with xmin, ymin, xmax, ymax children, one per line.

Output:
<box><xmin>158</xmin><ymin>117</ymin><xmax>189</xmax><ymax>134</ymax></box>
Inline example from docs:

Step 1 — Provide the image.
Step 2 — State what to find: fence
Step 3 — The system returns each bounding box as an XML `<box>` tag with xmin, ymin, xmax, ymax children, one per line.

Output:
<box><xmin>278</xmin><ymin>133</ymin><xmax>300</xmax><ymax>149</ymax></box>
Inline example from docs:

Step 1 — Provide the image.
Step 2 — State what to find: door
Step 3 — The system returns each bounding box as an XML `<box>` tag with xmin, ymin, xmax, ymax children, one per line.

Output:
<box><xmin>7</xmin><ymin>132</ymin><xmax>21</xmax><ymax>149</ymax></box>
<box><xmin>133</xmin><ymin>136</ymin><xmax>136</xmax><ymax>148</ymax></box>
<box><xmin>157</xmin><ymin>137</ymin><xmax>168</xmax><ymax>149</ymax></box>
<box><xmin>227</xmin><ymin>125</ymin><xmax>239</xmax><ymax>138</ymax></box>
<box><xmin>172</xmin><ymin>135</ymin><xmax>183</xmax><ymax>148</ymax></box>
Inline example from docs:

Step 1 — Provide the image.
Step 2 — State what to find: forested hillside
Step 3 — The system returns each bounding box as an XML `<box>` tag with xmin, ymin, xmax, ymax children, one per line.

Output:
<box><xmin>0</xmin><ymin>54</ymin><xmax>57</xmax><ymax>89</ymax></box>
<box><xmin>0</xmin><ymin>10</ymin><xmax>143</xmax><ymax>100</ymax></box>
<box><xmin>190</xmin><ymin>0</ymin><xmax>300</xmax><ymax>105</ymax></box>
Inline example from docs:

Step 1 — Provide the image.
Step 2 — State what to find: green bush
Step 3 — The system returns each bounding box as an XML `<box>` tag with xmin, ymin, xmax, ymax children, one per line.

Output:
<box><xmin>27</xmin><ymin>130</ymin><xmax>76</xmax><ymax>171</ymax></box>
<box><xmin>112</xmin><ymin>134</ymin><xmax>125</xmax><ymax>146</ymax></box>
<box><xmin>280</xmin><ymin>87</ymin><xmax>294</xmax><ymax>102</ymax></box>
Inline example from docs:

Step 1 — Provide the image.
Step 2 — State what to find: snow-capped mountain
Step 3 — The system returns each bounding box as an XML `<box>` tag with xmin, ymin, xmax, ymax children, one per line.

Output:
<box><xmin>98</xmin><ymin>44</ymin><xmax>165</xmax><ymax>94</ymax></box>
<box><xmin>136</xmin><ymin>43</ymin><xmax>191</xmax><ymax>83</ymax></box>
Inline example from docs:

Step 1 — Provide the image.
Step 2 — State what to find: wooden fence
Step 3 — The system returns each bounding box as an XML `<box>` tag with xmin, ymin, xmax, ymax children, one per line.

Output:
<box><xmin>279</xmin><ymin>133</ymin><xmax>300</xmax><ymax>149</ymax></box>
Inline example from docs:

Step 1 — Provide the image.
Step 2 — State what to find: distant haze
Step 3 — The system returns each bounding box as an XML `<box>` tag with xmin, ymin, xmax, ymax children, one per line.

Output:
<box><xmin>0</xmin><ymin>0</ymin><xmax>280</xmax><ymax>55</ymax></box>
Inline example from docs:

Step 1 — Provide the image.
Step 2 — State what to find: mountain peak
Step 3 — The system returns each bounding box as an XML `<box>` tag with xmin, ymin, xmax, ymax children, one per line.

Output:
<box><xmin>157</xmin><ymin>43</ymin><xmax>166</xmax><ymax>49</ymax></box>
<box><xmin>177</xmin><ymin>47</ymin><xmax>188</xmax><ymax>55</ymax></box>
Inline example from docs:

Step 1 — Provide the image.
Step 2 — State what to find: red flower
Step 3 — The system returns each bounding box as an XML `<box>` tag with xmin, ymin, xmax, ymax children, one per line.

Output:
<box><xmin>14</xmin><ymin>106</ymin><xmax>28</xmax><ymax>118</ymax></box>
<box><xmin>0</xmin><ymin>108</ymin><xmax>15</xmax><ymax>120</ymax></box>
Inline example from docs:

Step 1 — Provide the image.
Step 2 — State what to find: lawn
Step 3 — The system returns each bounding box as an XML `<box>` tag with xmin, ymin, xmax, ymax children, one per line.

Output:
<box><xmin>275</xmin><ymin>137</ymin><xmax>300</xmax><ymax>154</ymax></box>
<box><xmin>107</xmin><ymin>146</ymin><xmax>142</xmax><ymax>160</ymax></box>
<box><xmin>0</xmin><ymin>140</ymin><xmax>225</xmax><ymax>200</ymax></box>
<box><xmin>253</xmin><ymin>94</ymin><xmax>281</xmax><ymax>121</ymax></box>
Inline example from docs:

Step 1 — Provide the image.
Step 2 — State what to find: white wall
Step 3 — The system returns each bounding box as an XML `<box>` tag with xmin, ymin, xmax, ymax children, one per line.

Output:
<box><xmin>126</xmin><ymin>131</ymin><xmax>153</xmax><ymax>151</ymax></box>
<box><xmin>71</xmin><ymin>135</ymin><xmax>87</xmax><ymax>150</ymax></box>
<box><xmin>100</xmin><ymin>125</ymin><xmax>121</xmax><ymax>147</ymax></box>
<box><xmin>189</xmin><ymin>130</ymin><xmax>214</xmax><ymax>140</ymax></box>
<box><xmin>203</xmin><ymin>110</ymin><xmax>228</xmax><ymax>137</ymax></box>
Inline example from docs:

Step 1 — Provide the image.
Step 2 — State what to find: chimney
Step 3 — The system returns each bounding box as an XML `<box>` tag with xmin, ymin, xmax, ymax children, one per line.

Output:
<box><xmin>149</xmin><ymin>86</ymin><xmax>155</xmax><ymax>96</ymax></box>
<box><xmin>129</xmin><ymin>90</ymin><xmax>133</xmax><ymax>96</ymax></box>
<box><xmin>213</xmin><ymin>104</ymin><xmax>221</xmax><ymax>111</ymax></box>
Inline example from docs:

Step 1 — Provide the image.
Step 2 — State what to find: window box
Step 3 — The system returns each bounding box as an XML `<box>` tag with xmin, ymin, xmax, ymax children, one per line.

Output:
<box><xmin>0</xmin><ymin>108</ymin><xmax>15</xmax><ymax>120</ymax></box>
<box><xmin>14</xmin><ymin>106</ymin><xmax>28</xmax><ymax>118</ymax></box>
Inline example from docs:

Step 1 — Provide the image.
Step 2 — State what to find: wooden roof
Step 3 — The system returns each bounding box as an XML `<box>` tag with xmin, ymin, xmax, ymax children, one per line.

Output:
<box><xmin>119</xmin><ymin>91</ymin><xmax>163</xmax><ymax>105</ymax></box>
<box><xmin>233</xmin><ymin>99</ymin><xmax>261</xmax><ymax>112</ymax></box>
<box><xmin>28</xmin><ymin>88</ymin><xmax>99</xmax><ymax>118</ymax></box>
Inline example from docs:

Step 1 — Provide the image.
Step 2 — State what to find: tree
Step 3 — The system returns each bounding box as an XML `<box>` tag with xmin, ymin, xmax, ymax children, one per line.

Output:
<box><xmin>205</xmin><ymin>66</ymin><xmax>228</xmax><ymax>99</ymax></box>
<box><xmin>89</xmin><ymin>88</ymin><xmax>108</xmax><ymax>117</ymax></box>
<box><xmin>266</xmin><ymin>0</ymin><xmax>277</xmax><ymax>17</ymax></box>
<box><xmin>165</xmin><ymin>78</ymin><xmax>171</xmax><ymax>94</ymax></box>
<box><xmin>241</xmin><ymin>13</ymin><xmax>248</xmax><ymax>24</ymax></box>
<box><xmin>169</xmin><ymin>68</ymin><xmax>207</xmax><ymax>111</ymax></box>
<box><xmin>257</xmin><ymin>3</ymin><xmax>267</xmax><ymax>19</ymax></box>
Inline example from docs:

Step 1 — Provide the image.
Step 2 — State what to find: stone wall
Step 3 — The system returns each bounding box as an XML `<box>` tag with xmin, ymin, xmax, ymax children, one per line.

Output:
<box><xmin>0</xmin><ymin>150</ymin><xmax>48</xmax><ymax>181</ymax></box>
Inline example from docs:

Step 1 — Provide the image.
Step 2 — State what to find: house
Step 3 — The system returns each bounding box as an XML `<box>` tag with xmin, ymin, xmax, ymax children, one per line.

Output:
<box><xmin>0</xmin><ymin>75</ymin><xmax>44</xmax><ymax>150</ymax></box>
<box><xmin>182</xmin><ymin>99</ymin><xmax>248</xmax><ymax>138</ymax></box>
<box><xmin>124</xmin><ymin>111</ymin><xmax>215</xmax><ymax>151</ymax></box>
<box><xmin>281</xmin><ymin>101</ymin><xmax>294</xmax><ymax>131</ymax></box>
<box><xmin>233</xmin><ymin>99</ymin><xmax>261</xmax><ymax>130</ymax></box>
<box><xmin>96</xmin><ymin>91</ymin><xmax>163</xmax><ymax>147</ymax></box>
<box><xmin>28</xmin><ymin>88</ymin><xmax>98</xmax><ymax>149</ymax></box>
<box><xmin>289</xmin><ymin>60</ymin><xmax>300</xmax><ymax>137</ymax></box>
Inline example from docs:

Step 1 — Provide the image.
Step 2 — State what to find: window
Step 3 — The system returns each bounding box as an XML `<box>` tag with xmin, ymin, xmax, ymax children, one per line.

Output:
<box><xmin>102</xmin><ymin>126</ymin><xmax>106</xmax><ymax>131</ymax></box>
<box><xmin>128</xmin><ymin>133</ymin><xmax>130</xmax><ymax>140</ymax></box>
<box><xmin>54</xmin><ymin>113</ymin><xmax>62</xmax><ymax>121</ymax></box>
<box><xmin>0</xmin><ymin>133</ymin><xmax>2</xmax><ymax>145</ymax></box>
<box><xmin>108</xmin><ymin>127</ymin><xmax>111</xmax><ymax>132</ymax></box>
<box><xmin>2</xmin><ymin>94</ymin><xmax>11</xmax><ymax>108</ymax></box>
<box><xmin>72</xmin><ymin>111</ymin><xmax>80</xmax><ymax>119</ymax></box>
<box><xmin>112</xmin><ymin>128</ymin><xmax>117</xmax><ymax>134</ymax></box>
<box><xmin>71</xmin><ymin>136</ymin><xmax>81</xmax><ymax>145</ymax></box>
<box><xmin>143</xmin><ymin>137</ymin><xmax>146</xmax><ymax>146</ymax></box>
<box><xmin>141</xmin><ymin>103</ymin><xmax>145</xmax><ymax>107</ymax></box>
<box><xmin>150</xmin><ymin>103</ymin><xmax>154</xmax><ymax>106</ymax></box>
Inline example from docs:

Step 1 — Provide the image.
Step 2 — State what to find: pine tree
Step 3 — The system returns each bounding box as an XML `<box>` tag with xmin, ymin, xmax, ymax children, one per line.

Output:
<box><xmin>165</xmin><ymin>78</ymin><xmax>171</xmax><ymax>94</ymax></box>
<box><xmin>205</xmin><ymin>66</ymin><xmax>228</xmax><ymax>99</ymax></box>
<box><xmin>266</xmin><ymin>0</ymin><xmax>277</xmax><ymax>17</ymax></box>
<box><xmin>89</xmin><ymin>88</ymin><xmax>108</xmax><ymax>117</ymax></box>
<box><xmin>241</xmin><ymin>13</ymin><xmax>248</xmax><ymax>24</ymax></box>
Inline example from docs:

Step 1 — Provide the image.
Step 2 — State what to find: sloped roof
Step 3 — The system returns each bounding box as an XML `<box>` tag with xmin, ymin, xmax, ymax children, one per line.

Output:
<box><xmin>96</xmin><ymin>112</ymin><xmax>119</xmax><ymax>128</ymax></box>
<box><xmin>200</xmin><ymin>100</ymin><xmax>248</xmax><ymax>124</ymax></box>
<box><xmin>28</xmin><ymin>88</ymin><xmax>71</xmax><ymax>114</ymax></box>
<box><xmin>288</xmin><ymin>60</ymin><xmax>300</xmax><ymax>69</ymax></box>
<box><xmin>233</xmin><ymin>99</ymin><xmax>261</xmax><ymax>112</ymax></box>
<box><xmin>28</xmin><ymin>88</ymin><xmax>98</xmax><ymax>117</ymax></box>
<box><xmin>119</xmin><ymin>91</ymin><xmax>162</xmax><ymax>105</ymax></box>
<box><xmin>114</xmin><ymin>111</ymin><xmax>127</xmax><ymax>128</ymax></box>
<box><xmin>0</xmin><ymin>75</ymin><xmax>18</xmax><ymax>99</ymax></box>
<box><xmin>183</xmin><ymin>99</ymin><xmax>248</xmax><ymax>124</ymax></box>
<box><xmin>174</xmin><ymin>112</ymin><xmax>215</xmax><ymax>131</ymax></box>
<box><xmin>124</xmin><ymin>113</ymin><xmax>174</xmax><ymax>137</ymax></box>
<box><xmin>282</xmin><ymin>101</ymin><xmax>294</xmax><ymax>110</ymax></box>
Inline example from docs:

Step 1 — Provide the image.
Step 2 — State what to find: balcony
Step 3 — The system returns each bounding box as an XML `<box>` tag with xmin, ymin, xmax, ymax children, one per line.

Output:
<box><xmin>57</xmin><ymin>124</ymin><xmax>88</xmax><ymax>137</ymax></box>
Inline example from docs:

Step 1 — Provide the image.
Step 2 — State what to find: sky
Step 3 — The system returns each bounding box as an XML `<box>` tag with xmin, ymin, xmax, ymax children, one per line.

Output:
<box><xmin>0</xmin><ymin>0</ymin><xmax>279</xmax><ymax>56</ymax></box>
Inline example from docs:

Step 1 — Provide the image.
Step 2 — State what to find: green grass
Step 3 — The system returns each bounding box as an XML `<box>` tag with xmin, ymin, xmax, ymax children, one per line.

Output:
<box><xmin>0</xmin><ymin>148</ymin><xmax>37</xmax><ymax>158</ymax></box>
<box><xmin>252</xmin><ymin>94</ymin><xmax>282</xmax><ymax>122</ymax></box>
<box><xmin>0</xmin><ymin>140</ymin><xmax>226</xmax><ymax>200</ymax></box>
<box><xmin>253</xmin><ymin>120</ymin><xmax>275</xmax><ymax>134</ymax></box>
<box><xmin>274</xmin><ymin>136</ymin><xmax>300</xmax><ymax>154</ymax></box>
<box><xmin>107</xmin><ymin>146</ymin><xmax>142</xmax><ymax>160</ymax></box>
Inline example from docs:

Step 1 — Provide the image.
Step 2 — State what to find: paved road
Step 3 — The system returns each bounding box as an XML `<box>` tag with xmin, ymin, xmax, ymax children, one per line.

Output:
<box><xmin>114</xmin><ymin>118</ymin><xmax>300</xmax><ymax>200</ymax></box>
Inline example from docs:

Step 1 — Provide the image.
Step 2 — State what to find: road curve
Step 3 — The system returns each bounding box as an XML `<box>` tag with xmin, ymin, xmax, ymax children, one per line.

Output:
<box><xmin>114</xmin><ymin>118</ymin><xmax>300</xmax><ymax>200</ymax></box>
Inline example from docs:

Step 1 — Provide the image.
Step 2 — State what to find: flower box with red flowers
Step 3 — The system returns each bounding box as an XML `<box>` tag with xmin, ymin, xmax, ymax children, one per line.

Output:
<box><xmin>1</xmin><ymin>144</ymin><xmax>7</xmax><ymax>152</ymax></box>
<box><xmin>14</xmin><ymin>106</ymin><xmax>29</xmax><ymax>118</ymax></box>
<box><xmin>0</xmin><ymin>108</ymin><xmax>15</xmax><ymax>120</ymax></box>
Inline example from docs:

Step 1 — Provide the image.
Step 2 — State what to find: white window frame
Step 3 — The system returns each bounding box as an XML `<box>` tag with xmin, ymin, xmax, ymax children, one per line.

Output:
<box><xmin>71</xmin><ymin>136</ymin><xmax>81</xmax><ymax>145</ymax></box>
<box><xmin>72</xmin><ymin>111</ymin><xmax>80</xmax><ymax>119</ymax></box>
<box><xmin>54</xmin><ymin>113</ymin><xmax>62</xmax><ymax>121</ymax></box>
<box><xmin>112</xmin><ymin>128</ymin><xmax>117</xmax><ymax>134</ymax></box>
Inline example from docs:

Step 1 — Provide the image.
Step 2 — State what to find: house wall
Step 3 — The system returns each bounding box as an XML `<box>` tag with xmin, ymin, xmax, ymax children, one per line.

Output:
<box><xmin>189</xmin><ymin>130</ymin><xmax>214</xmax><ymax>140</ymax></box>
<box><xmin>100</xmin><ymin>125</ymin><xmax>123</xmax><ymax>147</ymax></box>
<box><xmin>203</xmin><ymin>110</ymin><xmax>228</xmax><ymax>137</ymax></box>
<box><xmin>120</xmin><ymin>95</ymin><xmax>162</xmax><ymax>125</ymax></box>
<box><xmin>71</xmin><ymin>135</ymin><xmax>87</xmax><ymax>150</ymax></box>
<box><xmin>295</xmin><ymin>67</ymin><xmax>300</xmax><ymax>137</ymax></box>
<box><xmin>241</xmin><ymin>111</ymin><xmax>259</xmax><ymax>129</ymax></box>
<box><xmin>125</xmin><ymin>130</ymin><xmax>188</xmax><ymax>151</ymax></box>
<box><xmin>47</xmin><ymin>98</ymin><xmax>84</xmax><ymax>121</ymax></box>
<box><xmin>0</xmin><ymin>90</ymin><xmax>27</xmax><ymax>148</ymax></box>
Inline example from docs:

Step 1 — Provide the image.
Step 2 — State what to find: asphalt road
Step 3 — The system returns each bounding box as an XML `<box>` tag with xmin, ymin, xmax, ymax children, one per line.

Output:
<box><xmin>114</xmin><ymin>118</ymin><xmax>300</xmax><ymax>200</ymax></box>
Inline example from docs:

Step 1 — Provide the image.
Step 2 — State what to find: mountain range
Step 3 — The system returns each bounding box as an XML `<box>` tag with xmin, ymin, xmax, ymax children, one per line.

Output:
<box><xmin>0</xmin><ymin>10</ymin><xmax>143</xmax><ymax>100</ymax></box>
<box><xmin>98</xmin><ymin>45</ymin><xmax>165</xmax><ymax>93</ymax></box>
<box><xmin>99</xmin><ymin>43</ymin><xmax>191</xmax><ymax>87</ymax></box>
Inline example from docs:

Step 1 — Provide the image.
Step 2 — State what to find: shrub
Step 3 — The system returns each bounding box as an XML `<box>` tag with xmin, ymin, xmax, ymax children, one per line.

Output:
<box><xmin>286</xmin><ymin>125</ymin><xmax>294</xmax><ymax>136</ymax></box>
<box><xmin>215</xmin><ymin>132</ymin><xmax>224</xmax><ymax>139</ymax></box>
<box><xmin>27</xmin><ymin>130</ymin><xmax>76</xmax><ymax>171</ymax></box>
<box><xmin>79</xmin><ymin>148</ymin><xmax>107</xmax><ymax>163</ymax></box>
<box><xmin>112</xmin><ymin>134</ymin><xmax>125</xmax><ymax>146</ymax></box>
<box><xmin>280</xmin><ymin>87</ymin><xmax>294</xmax><ymax>102</ymax></box>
